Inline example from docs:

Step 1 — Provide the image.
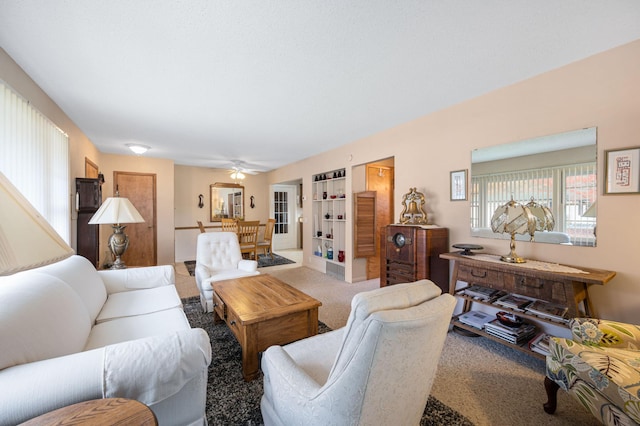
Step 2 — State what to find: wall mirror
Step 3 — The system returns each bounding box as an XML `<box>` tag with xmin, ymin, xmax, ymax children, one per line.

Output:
<box><xmin>210</xmin><ymin>183</ymin><xmax>244</xmax><ymax>221</ymax></box>
<box><xmin>470</xmin><ymin>127</ymin><xmax>597</xmax><ymax>247</ymax></box>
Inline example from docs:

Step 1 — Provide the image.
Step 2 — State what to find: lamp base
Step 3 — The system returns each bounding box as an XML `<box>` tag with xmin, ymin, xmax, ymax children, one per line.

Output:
<box><xmin>500</xmin><ymin>234</ymin><xmax>526</xmax><ymax>263</ymax></box>
<box><xmin>107</xmin><ymin>225</ymin><xmax>130</xmax><ymax>269</ymax></box>
<box><xmin>500</xmin><ymin>254</ymin><xmax>526</xmax><ymax>263</ymax></box>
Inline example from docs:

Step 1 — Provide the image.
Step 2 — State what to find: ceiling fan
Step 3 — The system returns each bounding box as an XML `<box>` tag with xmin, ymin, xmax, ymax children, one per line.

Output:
<box><xmin>226</xmin><ymin>160</ymin><xmax>263</xmax><ymax>180</ymax></box>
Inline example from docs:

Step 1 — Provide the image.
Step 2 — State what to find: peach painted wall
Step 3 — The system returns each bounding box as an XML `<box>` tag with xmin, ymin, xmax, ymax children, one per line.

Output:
<box><xmin>99</xmin><ymin>153</ymin><xmax>175</xmax><ymax>266</ymax></box>
<box><xmin>173</xmin><ymin>165</ymin><xmax>270</xmax><ymax>261</ymax></box>
<box><xmin>269</xmin><ymin>39</ymin><xmax>640</xmax><ymax>323</ymax></box>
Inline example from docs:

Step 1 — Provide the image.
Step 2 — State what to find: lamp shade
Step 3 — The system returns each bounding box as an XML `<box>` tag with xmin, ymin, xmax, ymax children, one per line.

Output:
<box><xmin>0</xmin><ymin>172</ymin><xmax>74</xmax><ymax>276</ymax></box>
<box><xmin>88</xmin><ymin>197</ymin><xmax>145</xmax><ymax>225</ymax></box>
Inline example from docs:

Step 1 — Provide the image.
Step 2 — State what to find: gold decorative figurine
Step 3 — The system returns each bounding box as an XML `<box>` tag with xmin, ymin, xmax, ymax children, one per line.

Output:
<box><xmin>399</xmin><ymin>188</ymin><xmax>428</xmax><ymax>225</ymax></box>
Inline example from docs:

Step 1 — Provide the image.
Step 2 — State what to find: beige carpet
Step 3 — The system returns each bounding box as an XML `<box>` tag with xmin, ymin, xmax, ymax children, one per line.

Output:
<box><xmin>173</xmin><ymin>255</ymin><xmax>598</xmax><ymax>426</ymax></box>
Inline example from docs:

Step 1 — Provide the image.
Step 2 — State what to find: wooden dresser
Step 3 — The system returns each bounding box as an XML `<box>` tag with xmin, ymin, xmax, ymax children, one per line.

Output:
<box><xmin>380</xmin><ymin>225</ymin><xmax>449</xmax><ymax>293</ymax></box>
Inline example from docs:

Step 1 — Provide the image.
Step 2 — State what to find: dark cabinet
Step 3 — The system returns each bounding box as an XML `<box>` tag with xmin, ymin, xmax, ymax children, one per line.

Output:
<box><xmin>380</xmin><ymin>225</ymin><xmax>449</xmax><ymax>293</ymax></box>
<box><xmin>76</xmin><ymin>178</ymin><xmax>101</xmax><ymax>267</ymax></box>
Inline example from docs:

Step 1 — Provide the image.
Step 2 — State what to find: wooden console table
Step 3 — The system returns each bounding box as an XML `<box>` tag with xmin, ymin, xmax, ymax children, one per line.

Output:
<box><xmin>440</xmin><ymin>252</ymin><xmax>616</xmax><ymax>359</ymax></box>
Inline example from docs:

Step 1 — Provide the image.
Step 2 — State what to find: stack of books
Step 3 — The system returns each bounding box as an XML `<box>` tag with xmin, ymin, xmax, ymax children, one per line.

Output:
<box><xmin>525</xmin><ymin>300</ymin><xmax>569</xmax><ymax>323</ymax></box>
<box><xmin>484</xmin><ymin>319</ymin><xmax>537</xmax><ymax>344</ymax></box>
<box><xmin>457</xmin><ymin>310</ymin><xmax>494</xmax><ymax>330</ymax></box>
<box><xmin>495</xmin><ymin>294</ymin><xmax>535</xmax><ymax>311</ymax></box>
<box><xmin>459</xmin><ymin>285</ymin><xmax>506</xmax><ymax>302</ymax></box>
<box><xmin>528</xmin><ymin>332</ymin><xmax>553</xmax><ymax>356</ymax></box>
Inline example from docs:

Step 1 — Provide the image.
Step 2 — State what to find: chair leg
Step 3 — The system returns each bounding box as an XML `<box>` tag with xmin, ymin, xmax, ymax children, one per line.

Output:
<box><xmin>543</xmin><ymin>376</ymin><xmax>559</xmax><ymax>414</ymax></box>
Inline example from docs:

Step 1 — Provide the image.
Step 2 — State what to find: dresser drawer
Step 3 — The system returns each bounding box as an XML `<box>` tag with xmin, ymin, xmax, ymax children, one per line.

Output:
<box><xmin>457</xmin><ymin>264</ymin><xmax>502</xmax><ymax>288</ymax></box>
<box><xmin>506</xmin><ymin>274</ymin><xmax>568</xmax><ymax>305</ymax></box>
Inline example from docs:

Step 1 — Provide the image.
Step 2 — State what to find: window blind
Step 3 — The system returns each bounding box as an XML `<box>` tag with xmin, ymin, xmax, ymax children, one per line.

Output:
<box><xmin>471</xmin><ymin>163</ymin><xmax>596</xmax><ymax>246</ymax></box>
<box><xmin>0</xmin><ymin>80</ymin><xmax>70</xmax><ymax>243</ymax></box>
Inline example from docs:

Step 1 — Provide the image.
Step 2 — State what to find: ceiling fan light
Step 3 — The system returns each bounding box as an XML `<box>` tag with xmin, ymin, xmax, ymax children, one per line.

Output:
<box><xmin>230</xmin><ymin>171</ymin><xmax>245</xmax><ymax>180</ymax></box>
<box><xmin>127</xmin><ymin>144</ymin><xmax>150</xmax><ymax>155</ymax></box>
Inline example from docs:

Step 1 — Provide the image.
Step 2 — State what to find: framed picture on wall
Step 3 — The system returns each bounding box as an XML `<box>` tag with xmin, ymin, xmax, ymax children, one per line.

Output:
<box><xmin>450</xmin><ymin>169</ymin><xmax>468</xmax><ymax>201</ymax></box>
<box><xmin>605</xmin><ymin>147</ymin><xmax>640</xmax><ymax>194</ymax></box>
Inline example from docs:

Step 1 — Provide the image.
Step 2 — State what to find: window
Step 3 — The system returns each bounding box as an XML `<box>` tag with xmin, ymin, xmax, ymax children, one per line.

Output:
<box><xmin>471</xmin><ymin>163</ymin><xmax>596</xmax><ymax>246</ymax></box>
<box><xmin>0</xmin><ymin>80</ymin><xmax>70</xmax><ymax>242</ymax></box>
<box><xmin>273</xmin><ymin>191</ymin><xmax>289</xmax><ymax>234</ymax></box>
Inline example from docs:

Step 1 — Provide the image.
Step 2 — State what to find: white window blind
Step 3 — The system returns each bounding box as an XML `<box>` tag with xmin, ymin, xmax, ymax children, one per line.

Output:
<box><xmin>471</xmin><ymin>163</ymin><xmax>596</xmax><ymax>246</ymax></box>
<box><xmin>0</xmin><ymin>80</ymin><xmax>70</xmax><ymax>243</ymax></box>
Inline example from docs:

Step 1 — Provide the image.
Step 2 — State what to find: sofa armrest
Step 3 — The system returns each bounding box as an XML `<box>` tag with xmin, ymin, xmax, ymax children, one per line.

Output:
<box><xmin>194</xmin><ymin>264</ymin><xmax>210</xmax><ymax>289</ymax></box>
<box><xmin>238</xmin><ymin>259</ymin><xmax>258</xmax><ymax>272</ymax></box>
<box><xmin>103</xmin><ymin>328</ymin><xmax>212</xmax><ymax>405</ymax></box>
<box><xmin>570</xmin><ymin>318</ymin><xmax>640</xmax><ymax>348</ymax></box>
<box><xmin>98</xmin><ymin>265</ymin><xmax>175</xmax><ymax>294</ymax></box>
<box><xmin>0</xmin><ymin>348</ymin><xmax>105</xmax><ymax>425</ymax></box>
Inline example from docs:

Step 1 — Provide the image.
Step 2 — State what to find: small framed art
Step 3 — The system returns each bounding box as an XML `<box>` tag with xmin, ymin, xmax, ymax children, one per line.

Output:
<box><xmin>605</xmin><ymin>147</ymin><xmax>640</xmax><ymax>194</ymax></box>
<box><xmin>450</xmin><ymin>169</ymin><xmax>468</xmax><ymax>201</ymax></box>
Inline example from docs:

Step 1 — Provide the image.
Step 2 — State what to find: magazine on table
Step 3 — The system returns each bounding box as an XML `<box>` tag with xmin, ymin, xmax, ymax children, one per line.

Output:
<box><xmin>528</xmin><ymin>332</ymin><xmax>553</xmax><ymax>356</ymax></box>
<box><xmin>495</xmin><ymin>293</ymin><xmax>535</xmax><ymax>311</ymax></box>
<box><xmin>525</xmin><ymin>300</ymin><xmax>569</xmax><ymax>321</ymax></box>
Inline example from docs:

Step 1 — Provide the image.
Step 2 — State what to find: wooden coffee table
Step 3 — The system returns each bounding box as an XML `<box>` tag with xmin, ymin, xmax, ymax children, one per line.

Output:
<box><xmin>211</xmin><ymin>274</ymin><xmax>322</xmax><ymax>381</ymax></box>
<box><xmin>20</xmin><ymin>398</ymin><xmax>157</xmax><ymax>425</ymax></box>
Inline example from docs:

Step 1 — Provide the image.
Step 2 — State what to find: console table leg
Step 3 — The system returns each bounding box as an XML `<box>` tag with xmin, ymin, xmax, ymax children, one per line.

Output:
<box><xmin>543</xmin><ymin>376</ymin><xmax>560</xmax><ymax>414</ymax></box>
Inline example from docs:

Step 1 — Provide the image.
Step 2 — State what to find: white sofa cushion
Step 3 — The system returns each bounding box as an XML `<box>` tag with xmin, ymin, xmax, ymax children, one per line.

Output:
<box><xmin>95</xmin><ymin>285</ymin><xmax>182</xmax><ymax>323</ymax></box>
<box><xmin>0</xmin><ymin>272</ymin><xmax>91</xmax><ymax>370</ymax></box>
<box><xmin>35</xmin><ymin>255</ymin><xmax>107</xmax><ymax>323</ymax></box>
<box><xmin>85</xmin><ymin>308</ymin><xmax>191</xmax><ymax>350</ymax></box>
<box><xmin>98</xmin><ymin>265</ymin><xmax>175</xmax><ymax>292</ymax></box>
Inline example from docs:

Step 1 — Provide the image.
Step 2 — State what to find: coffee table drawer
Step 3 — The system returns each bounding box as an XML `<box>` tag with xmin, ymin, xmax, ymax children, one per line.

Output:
<box><xmin>212</xmin><ymin>291</ymin><xmax>226</xmax><ymax>320</ymax></box>
<box><xmin>226</xmin><ymin>308</ymin><xmax>243</xmax><ymax>342</ymax></box>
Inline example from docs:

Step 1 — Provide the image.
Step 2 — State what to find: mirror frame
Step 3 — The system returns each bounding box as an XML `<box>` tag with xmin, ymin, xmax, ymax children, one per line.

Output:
<box><xmin>210</xmin><ymin>183</ymin><xmax>245</xmax><ymax>222</ymax></box>
<box><xmin>470</xmin><ymin>127</ymin><xmax>597</xmax><ymax>247</ymax></box>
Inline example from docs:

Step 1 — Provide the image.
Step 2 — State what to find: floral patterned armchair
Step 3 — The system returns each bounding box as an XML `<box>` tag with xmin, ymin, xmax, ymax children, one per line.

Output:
<box><xmin>544</xmin><ymin>318</ymin><xmax>640</xmax><ymax>425</ymax></box>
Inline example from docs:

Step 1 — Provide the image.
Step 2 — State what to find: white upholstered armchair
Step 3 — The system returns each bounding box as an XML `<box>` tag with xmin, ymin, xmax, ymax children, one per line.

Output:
<box><xmin>260</xmin><ymin>280</ymin><xmax>456</xmax><ymax>426</ymax></box>
<box><xmin>195</xmin><ymin>232</ymin><xmax>259</xmax><ymax>312</ymax></box>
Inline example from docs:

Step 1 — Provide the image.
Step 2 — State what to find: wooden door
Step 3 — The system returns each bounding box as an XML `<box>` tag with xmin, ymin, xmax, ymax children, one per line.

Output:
<box><xmin>114</xmin><ymin>172</ymin><xmax>157</xmax><ymax>266</ymax></box>
<box><xmin>365</xmin><ymin>164</ymin><xmax>394</xmax><ymax>279</ymax></box>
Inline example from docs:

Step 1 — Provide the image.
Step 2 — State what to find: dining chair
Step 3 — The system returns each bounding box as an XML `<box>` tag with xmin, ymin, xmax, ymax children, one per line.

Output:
<box><xmin>220</xmin><ymin>218</ymin><xmax>238</xmax><ymax>233</ymax></box>
<box><xmin>237</xmin><ymin>220</ymin><xmax>260</xmax><ymax>260</ymax></box>
<box><xmin>257</xmin><ymin>218</ymin><xmax>276</xmax><ymax>259</ymax></box>
<box><xmin>196</xmin><ymin>221</ymin><xmax>206</xmax><ymax>233</ymax></box>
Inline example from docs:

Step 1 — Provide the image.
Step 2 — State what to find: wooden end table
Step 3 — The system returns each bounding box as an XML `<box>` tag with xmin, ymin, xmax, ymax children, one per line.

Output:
<box><xmin>20</xmin><ymin>398</ymin><xmax>157</xmax><ymax>425</ymax></box>
<box><xmin>212</xmin><ymin>274</ymin><xmax>322</xmax><ymax>381</ymax></box>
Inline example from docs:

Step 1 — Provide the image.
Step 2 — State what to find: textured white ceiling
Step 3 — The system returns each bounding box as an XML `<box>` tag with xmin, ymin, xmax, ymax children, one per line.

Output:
<box><xmin>1</xmin><ymin>1</ymin><xmax>640</xmax><ymax>172</ymax></box>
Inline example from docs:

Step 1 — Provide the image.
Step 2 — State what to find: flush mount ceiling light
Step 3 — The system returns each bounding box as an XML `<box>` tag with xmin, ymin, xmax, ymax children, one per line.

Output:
<box><xmin>126</xmin><ymin>144</ymin><xmax>150</xmax><ymax>155</ymax></box>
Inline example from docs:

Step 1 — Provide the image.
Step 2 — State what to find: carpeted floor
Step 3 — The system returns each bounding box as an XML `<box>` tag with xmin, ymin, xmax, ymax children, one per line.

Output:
<box><xmin>182</xmin><ymin>296</ymin><xmax>474</xmax><ymax>426</ymax></box>
<box><xmin>184</xmin><ymin>254</ymin><xmax>295</xmax><ymax>276</ymax></box>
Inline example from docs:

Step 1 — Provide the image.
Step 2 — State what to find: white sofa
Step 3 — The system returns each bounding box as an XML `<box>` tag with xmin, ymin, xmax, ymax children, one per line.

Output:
<box><xmin>0</xmin><ymin>255</ymin><xmax>212</xmax><ymax>426</ymax></box>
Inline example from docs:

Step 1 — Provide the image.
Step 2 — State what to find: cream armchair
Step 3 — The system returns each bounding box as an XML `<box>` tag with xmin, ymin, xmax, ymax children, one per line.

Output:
<box><xmin>195</xmin><ymin>232</ymin><xmax>259</xmax><ymax>312</ymax></box>
<box><xmin>544</xmin><ymin>318</ymin><xmax>640</xmax><ymax>425</ymax></box>
<box><xmin>260</xmin><ymin>280</ymin><xmax>456</xmax><ymax>426</ymax></box>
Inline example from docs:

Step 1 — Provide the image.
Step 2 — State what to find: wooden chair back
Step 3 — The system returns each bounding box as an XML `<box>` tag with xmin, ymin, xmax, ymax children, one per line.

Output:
<box><xmin>258</xmin><ymin>218</ymin><xmax>276</xmax><ymax>259</ymax></box>
<box><xmin>221</xmin><ymin>218</ymin><xmax>238</xmax><ymax>233</ymax></box>
<box><xmin>197</xmin><ymin>221</ymin><xmax>206</xmax><ymax>233</ymax></box>
<box><xmin>237</xmin><ymin>220</ymin><xmax>260</xmax><ymax>260</ymax></box>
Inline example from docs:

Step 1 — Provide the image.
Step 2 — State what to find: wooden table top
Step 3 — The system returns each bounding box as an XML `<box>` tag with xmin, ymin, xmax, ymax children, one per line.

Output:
<box><xmin>20</xmin><ymin>398</ymin><xmax>157</xmax><ymax>425</ymax></box>
<box><xmin>212</xmin><ymin>274</ymin><xmax>322</xmax><ymax>325</ymax></box>
<box><xmin>440</xmin><ymin>252</ymin><xmax>616</xmax><ymax>285</ymax></box>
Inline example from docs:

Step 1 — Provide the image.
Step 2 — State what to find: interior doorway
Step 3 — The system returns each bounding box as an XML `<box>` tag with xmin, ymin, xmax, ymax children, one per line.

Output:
<box><xmin>365</xmin><ymin>160</ymin><xmax>394</xmax><ymax>279</ymax></box>
<box><xmin>271</xmin><ymin>183</ymin><xmax>300</xmax><ymax>250</ymax></box>
<box><xmin>114</xmin><ymin>171</ymin><xmax>157</xmax><ymax>266</ymax></box>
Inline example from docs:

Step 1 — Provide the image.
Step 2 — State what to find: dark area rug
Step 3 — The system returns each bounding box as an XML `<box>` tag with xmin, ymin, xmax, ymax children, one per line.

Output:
<box><xmin>182</xmin><ymin>296</ymin><xmax>474</xmax><ymax>426</ymax></box>
<box><xmin>184</xmin><ymin>254</ymin><xmax>295</xmax><ymax>277</ymax></box>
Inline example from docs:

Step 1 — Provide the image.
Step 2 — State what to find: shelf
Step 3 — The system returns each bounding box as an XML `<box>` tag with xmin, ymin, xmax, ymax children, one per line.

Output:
<box><xmin>451</xmin><ymin>319</ymin><xmax>546</xmax><ymax>361</ymax></box>
<box><xmin>455</xmin><ymin>292</ymin><xmax>570</xmax><ymax>327</ymax></box>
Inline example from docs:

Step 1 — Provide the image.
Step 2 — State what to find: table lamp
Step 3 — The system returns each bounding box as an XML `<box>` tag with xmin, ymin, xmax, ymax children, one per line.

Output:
<box><xmin>88</xmin><ymin>193</ymin><xmax>144</xmax><ymax>269</ymax></box>
<box><xmin>0</xmin><ymin>172</ymin><xmax>74</xmax><ymax>276</ymax></box>
<box><xmin>490</xmin><ymin>197</ymin><xmax>536</xmax><ymax>263</ymax></box>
